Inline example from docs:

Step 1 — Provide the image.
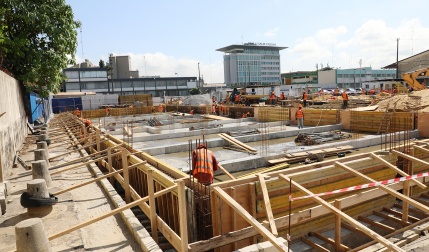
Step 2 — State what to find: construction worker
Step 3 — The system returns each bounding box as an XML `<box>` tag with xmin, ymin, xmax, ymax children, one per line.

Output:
<box><xmin>280</xmin><ymin>91</ymin><xmax>285</xmax><ymax>101</ymax></box>
<box><xmin>334</xmin><ymin>88</ymin><xmax>339</xmax><ymax>96</ymax></box>
<box><xmin>269</xmin><ymin>91</ymin><xmax>276</xmax><ymax>105</ymax></box>
<box><xmin>212</xmin><ymin>95</ymin><xmax>216</xmax><ymax>104</ymax></box>
<box><xmin>361</xmin><ymin>88</ymin><xmax>365</xmax><ymax>95</ymax></box>
<box><xmin>295</xmin><ymin>105</ymin><xmax>304</xmax><ymax>129</ymax></box>
<box><xmin>105</xmin><ymin>106</ymin><xmax>110</xmax><ymax>117</ymax></box>
<box><xmin>342</xmin><ymin>90</ymin><xmax>349</xmax><ymax>109</ymax></box>
<box><xmin>235</xmin><ymin>93</ymin><xmax>241</xmax><ymax>104</ymax></box>
<box><xmin>302</xmin><ymin>91</ymin><xmax>308</xmax><ymax>107</ymax></box>
<box><xmin>192</xmin><ymin>144</ymin><xmax>218</xmax><ymax>185</ymax></box>
<box><xmin>158</xmin><ymin>104</ymin><xmax>163</xmax><ymax>113</ymax></box>
<box><xmin>219</xmin><ymin>102</ymin><xmax>224</xmax><ymax>115</ymax></box>
<box><xmin>75</xmin><ymin>107</ymin><xmax>80</xmax><ymax>117</ymax></box>
<box><xmin>190</xmin><ymin>109</ymin><xmax>194</xmax><ymax>115</ymax></box>
<box><xmin>242</xmin><ymin>112</ymin><xmax>247</xmax><ymax>118</ymax></box>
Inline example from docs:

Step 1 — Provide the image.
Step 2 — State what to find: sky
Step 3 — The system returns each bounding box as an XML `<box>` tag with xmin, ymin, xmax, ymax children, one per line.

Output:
<box><xmin>66</xmin><ymin>0</ymin><xmax>429</xmax><ymax>83</ymax></box>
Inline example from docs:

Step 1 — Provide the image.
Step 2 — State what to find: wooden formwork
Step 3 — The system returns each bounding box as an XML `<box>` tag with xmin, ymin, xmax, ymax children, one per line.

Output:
<box><xmin>349</xmin><ymin>111</ymin><xmax>414</xmax><ymax>133</ymax></box>
<box><xmin>254</xmin><ymin>107</ymin><xmax>289</xmax><ymax>122</ymax></box>
<box><xmin>119</xmin><ymin>94</ymin><xmax>153</xmax><ymax>105</ymax></box>
<box><xmin>82</xmin><ymin>106</ymin><xmax>153</xmax><ymax>118</ymax></box>
<box><xmin>303</xmin><ymin>109</ymin><xmax>339</xmax><ymax>126</ymax></box>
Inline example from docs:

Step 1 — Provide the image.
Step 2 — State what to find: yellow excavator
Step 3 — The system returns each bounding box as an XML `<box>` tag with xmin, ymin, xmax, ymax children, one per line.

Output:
<box><xmin>402</xmin><ymin>68</ymin><xmax>429</xmax><ymax>91</ymax></box>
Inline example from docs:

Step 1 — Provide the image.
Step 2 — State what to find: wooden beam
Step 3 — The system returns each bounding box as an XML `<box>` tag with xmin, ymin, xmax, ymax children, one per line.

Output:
<box><xmin>334</xmin><ymin>161</ymin><xmax>429</xmax><ymax>214</ymax></box>
<box><xmin>311</xmin><ymin>232</ymin><xmax>350</xmax><ymax>251</ymax></box>
<box><xmin>177</xmin><ymin>180</ymin><xmax>189</xmax><ymax>252</ymax></box>
<box><xmin>301</xmin><ymin>236</ymin><xmax>330</xmax><ymax>252</ymax></box>
<box><xmin>278</xmin><ymin>174</ymin><xmax>404</xmax><ymax>252</ymax></box>
<box><xmin>212</xmin><ymin>186</ymin><xmax>288</xmax><ymax>252</ymax></box>
<box><xmin>369</xmin><ymin>153</ymin><xmax>426</xmax><ymax>189</ymax></box>
<box><xmin>48</xmin><ymin>140</ymin><xmax>113</xmax><ymax>161</ymax></box>
<box><xmin>373</xmin><ymin>211</ymin><xmax>410</xmax><ymax>227</ymax></box>
<box><xmin>122</xmin><ymin>148</ymin><xmax>131</xmax><ymax>203</ymax></box>
<box><xmin>48</xmin><ymin>184</ymin><xmax>177</xmax><ymax>241</ymax></box>
<box><xmin>383</xmin><ymin>207</ymin><xmax>419</xmax><ymax>223</ymax></box>
<box><xmin>257</xmin><ymin>175</ymin><xmax>278</xmax><ymax>236</ymax></box>
<box><xmin>334</xmin><ymin>200</ymin><xmax>342</xmax><ymax>252</ymax></box>
<box><xmin>147</xmin><ymin>169</ymin><xmax>158</xmax><ymax>243</ymax></box>
<box><xmin>414</xmin><ymin>145</ymin><xmax>429</xmax><ymax>154</ymax></box>
<box><xmin>50</xmin><ymin>152</ymin><xmax>121</xmax><ymax>175</ymax></box>
<box><xmin>358</xmin><ymin>216</ymin><xmax>395</xmax><ymax>232</ymax></box>
<box><xmin>218</xmin><ymin>165</ymin><xmax>235</xmax><ymax>180</ymax></box>
<box><xmin>52</xmin><ymin>162</ymin><xmax>144</xmax><ymax>196</ymax></box>
<box><xmin>391</xmin><ymin>150</ymin><xmax>429</xmax><ymax>168</ymax></box>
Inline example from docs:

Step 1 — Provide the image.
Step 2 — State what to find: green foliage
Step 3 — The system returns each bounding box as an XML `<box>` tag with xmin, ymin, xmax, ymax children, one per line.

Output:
<box><xmin>189</xmin><ymin>87</ymin><xmax>202</xmax><ymax>95</ymax></box>
<box><xmin>99</xmin><ymin>59</ymin><xmax>106</xmax><ymax>68</ymax></box>
<box><xmin>0</xmin><ymin>0</ymin><xmax>80</xmax><ymax>97</ymax></box>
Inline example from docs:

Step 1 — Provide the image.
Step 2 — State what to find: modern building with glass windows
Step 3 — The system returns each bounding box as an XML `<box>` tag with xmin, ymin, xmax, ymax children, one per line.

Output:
<box><xmin>63</xmin><ymin>67</ymin><xmax>197</xmax><ymax>97</ymax></box>
<box><xmin>216</xmin><ymin>43</ymin><xmax>287</xmax><ymax>87</ymax></box>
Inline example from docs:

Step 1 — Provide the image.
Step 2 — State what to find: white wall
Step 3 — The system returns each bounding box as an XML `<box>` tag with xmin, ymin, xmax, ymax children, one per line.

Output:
<box><xmin>318</xmin><ymin>69</ymin><xmax>336</xmax><ymax>85</ymax></box>
<box><xmin>0</xmin><ymin>71</ymin><xmax>27</xmax><ymax>182</ymax></box>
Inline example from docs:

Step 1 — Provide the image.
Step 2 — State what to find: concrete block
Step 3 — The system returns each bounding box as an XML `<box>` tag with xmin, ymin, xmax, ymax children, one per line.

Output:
<box><xmin>15</xmin><ymin>218</ymin><xmax>52</xmax><ymax>252</ymax></box>
<box><xmin>0</xmin><ymin>183</ymin><xmax>6</xmax><ymax>215</ymax></box>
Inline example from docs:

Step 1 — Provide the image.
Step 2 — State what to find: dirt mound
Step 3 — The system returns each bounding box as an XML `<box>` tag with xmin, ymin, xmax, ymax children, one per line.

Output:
<box><xmin>180</xmin><ymin>94</ymin><xmax>212</xmax><ymax>106</ymax></box>
<box><xmin>374</xmin><ymin>89</ymin><xmax>429</xmax><ymax>112</ymax></box>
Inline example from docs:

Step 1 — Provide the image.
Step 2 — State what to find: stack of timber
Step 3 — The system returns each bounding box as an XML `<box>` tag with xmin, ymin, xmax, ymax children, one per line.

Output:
<box><xmin>254</xmin><ymin>106</ymin><xmax>289</xmax><ymax>122</ymax></box>
<box><xmin>147</xmin><ymin>117</ymin><xmax>163</xmax><ymax>126</ymax></box>
<box><xmin>118</xmin><ymin>94</ymin><xmax>153</xmax><ymax>106</ymax></box>
<box><xmin>303</xmin><ymin>109</ymin><xmax>339</xmax><ymax>126</ymax></box>
<box><xmin>219</xmin><ymin>133</ymin><xmax>257</xmax><ymax>154</ymax></box>
<box><xmin>350</xmin><ymin>111</ymin><xmax>414</xmax><ymax>133</ymax></box>
<box><xmin>268</xmin><ymin>145</ymin><xmax>354</xmax><ymax>164</ymax></box>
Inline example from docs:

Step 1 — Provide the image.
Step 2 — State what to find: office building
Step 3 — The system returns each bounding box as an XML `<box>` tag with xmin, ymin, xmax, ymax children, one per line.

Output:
<box><xmin>217</xmin><ymin>42</ymin><xmax>287</xmax><ymax>87</ymax></box>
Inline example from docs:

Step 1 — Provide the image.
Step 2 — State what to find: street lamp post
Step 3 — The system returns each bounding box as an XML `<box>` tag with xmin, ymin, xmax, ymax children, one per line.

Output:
<box><xmin>248</xmin><ymin>62</ymin><xmax>250</xmax><ymax>87</ymax></box>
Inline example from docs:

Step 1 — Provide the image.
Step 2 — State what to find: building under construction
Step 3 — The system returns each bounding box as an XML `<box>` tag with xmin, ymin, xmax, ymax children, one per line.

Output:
<box><xmin>2</xmin><ymin>70</ymin><xmax>429</xmax><ymax>251</ymax></box>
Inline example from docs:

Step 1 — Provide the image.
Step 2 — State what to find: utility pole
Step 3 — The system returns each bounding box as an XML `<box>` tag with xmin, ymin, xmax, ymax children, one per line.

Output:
<box><xmin>396</xmin><ymin>38</ymin><xmax>400</xmax><ymax>79</ymax></box>
<box><xmin>198</xmin><ymin>62</ymin><xmax>201</xmax><ymax>88</ymax></box>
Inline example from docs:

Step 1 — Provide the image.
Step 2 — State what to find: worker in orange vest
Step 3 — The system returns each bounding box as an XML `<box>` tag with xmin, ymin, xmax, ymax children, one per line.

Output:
<box><xmin>235</xmin><ymin>93</ymin><xmax>240</xmax><ymax>104</ymax></box>
<box><xmin>302</xmin><ymin>91</ymin><xmax>308</xmax><ymax>107</ymax></box>
<box><xmin>105</xmin><ymin>107</ymin><xmax>110</xmax><ymax>117</ymax></box>
<box><xmin>342</xmin><ymin>90</ymin><xmax>348</xmax><ymax>109</ymax></box>
<box><xmin>158</xmin><ymin>104</ymin><xmax>163</xmax><ymax>113</ymax></box>
<box><xmin>295</xmin><ymin>105</ymin><xmax>304</xmax><ymax>129</ymax></box>
<box><xmin>219</xmin><ymin>102</ymin><xmax>224</xmax><ymax>115</ymax></box>
<box><xmin>192</xmin><ymin>144</ymin><xmax>218</xmax><ymax>185</ymax></box>
<box><xmin>280</xmin><ymin>91</ymin><xmax>285</xmax><ymax>101</ymax></box>
<box><xmin>75</xmin><ymin>107</ymin><xmax>80</xmax><ymax>117</ymax></box>
<box><xmin>211</xmin><ymin>104</ymin><xmax>216</xmax><ymax>115</ymax></box>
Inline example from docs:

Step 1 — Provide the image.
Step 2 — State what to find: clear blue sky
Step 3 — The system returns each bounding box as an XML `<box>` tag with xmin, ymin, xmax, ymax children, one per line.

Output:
<box><xmin>66</xmin><ymin>0</ymin><xmax>429</xmax><ymax>83</ymax></box>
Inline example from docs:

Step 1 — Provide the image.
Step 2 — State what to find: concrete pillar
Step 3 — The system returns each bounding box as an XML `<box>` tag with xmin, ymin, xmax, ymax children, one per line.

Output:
<box><xmin>34</xmin><ymin>149</ymin><xmax>49</xmax><ymax>168</ymax></box>
<box><xmin>15</xmin><ymin>218</ymin><xmax>52</xmax><ymax>252</ymax></box>
<box><xmin>40</xmin><ymin>130</ymin><xmax>48</xmax><ymax>136</ymax></box>
<box><xmin>31</xmin><ymin>160</ymin><xmax>52</xmax><ymax>187</ymax></box>
<box><xmin>36</xmin><ymin>142</ymin><xmax>49</xmax><ymax>158</ymax></box>
<box><xmin>27</xmin><ymin>179</ymin><xmax>49</xmax><ymax>198</ymax></box>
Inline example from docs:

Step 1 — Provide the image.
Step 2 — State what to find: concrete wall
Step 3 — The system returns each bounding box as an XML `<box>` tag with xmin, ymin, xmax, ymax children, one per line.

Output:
<box><xmin>0</xmin><ymin>71</ymin><xmax>27</xmax><ymax>182</ymax></box>
<box><xmin>418</xmin><ymin>112</ymin><xmax>429</xmax><ymax>137</ymax></box>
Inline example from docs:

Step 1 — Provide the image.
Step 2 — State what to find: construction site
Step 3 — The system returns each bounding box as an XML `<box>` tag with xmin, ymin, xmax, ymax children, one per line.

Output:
<box><xmin>2</xmin><ymin>70</ymin><xmax>429</xmax><ymax>252</ymax></box>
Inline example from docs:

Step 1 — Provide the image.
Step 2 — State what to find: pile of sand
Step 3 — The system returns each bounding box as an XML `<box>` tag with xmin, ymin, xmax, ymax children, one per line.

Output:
<box><xmin>180</xmin><ymin>94</ymin><xmax>212</xmax><ymax>106</ymax></box>
<box><xmin>374</xmin><ymin>89</ymin><xmax>429</xmax><ymax>112</ymax></box>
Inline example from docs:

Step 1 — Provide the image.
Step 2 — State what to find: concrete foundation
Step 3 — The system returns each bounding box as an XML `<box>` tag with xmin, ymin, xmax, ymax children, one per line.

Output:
<box><xmin>15</xmin><ymin>218</ymin><xmax>52</xmax><ymax>252</ymax></box>
<box><xmin>31</xmin><ymin>160</ymin><xmax>52</xmax><ymax>187</ymax></box>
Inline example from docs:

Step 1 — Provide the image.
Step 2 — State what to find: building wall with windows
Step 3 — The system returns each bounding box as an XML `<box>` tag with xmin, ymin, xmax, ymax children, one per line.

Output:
<box><xmin>217</xmin><ymin>43</ymin><xmax>287</xmax><ymax>87</ymax></box>
<box><xmin>336</xmin><ymin>67</ymin><xmax>396</xmax><ymax>89</ymax></box>
<box><xmin>63</xmin><ymin>67</ymin><xmax>197</xmax><ymax>97</ymax></box>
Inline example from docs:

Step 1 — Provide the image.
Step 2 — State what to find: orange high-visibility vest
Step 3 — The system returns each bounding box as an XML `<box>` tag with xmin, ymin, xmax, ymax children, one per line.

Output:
<box><xmin>342</xmin><ymin>92</ymin><xmax>348</xmax><ymax>100</ymax></box>
<box><xmin>296</xmin><ymin>109</ymin><xmax>304</xmax><ymax>118</ymax></box>
<box><xmin>193</xmin><ymin>148</ymin><xmax>214</xmax><ymax>184</ymax></box>
<box><xmin>303</xmin><ymin>93</ymin><xmax>308</xmax><ymax>100</ymax></box>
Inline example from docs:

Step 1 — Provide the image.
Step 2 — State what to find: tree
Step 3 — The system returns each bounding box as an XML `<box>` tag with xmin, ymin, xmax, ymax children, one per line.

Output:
<box><xmin>99</xmin><ymin>59</ymin><xmax>106</xmax><ymax>68</ymax></box>
<box><xmin>0</xmin><ymin>0</ymin><xmax>80</xmax><ymax>99</ymax></box>
<box><xmin>189</xmin><ymin>88</ymin><xmax>201</xmax><ymax>95</ymax></box>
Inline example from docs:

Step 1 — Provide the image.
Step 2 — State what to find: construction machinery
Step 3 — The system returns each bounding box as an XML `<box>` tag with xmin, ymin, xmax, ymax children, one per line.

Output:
<box><xmin>402</xmin><ymin>68</ymin><xmax>429</xmax><ymax>91</ymax></box>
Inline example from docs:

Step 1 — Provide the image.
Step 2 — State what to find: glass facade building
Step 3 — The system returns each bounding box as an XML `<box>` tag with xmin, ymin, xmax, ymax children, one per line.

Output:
<box><xmin>217</xmin><ymin>43</ymin><xmax>287</xmax><ymax>87</ymax></box>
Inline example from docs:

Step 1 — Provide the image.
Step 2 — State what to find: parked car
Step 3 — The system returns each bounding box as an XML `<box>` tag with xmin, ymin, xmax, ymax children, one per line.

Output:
<box><xmin>321</xmin><ymin>89</ymin><xmax>332</xmax><ymax>95</ymax></box>
<box><xmin>355</xmin><ymin>88</ymin><xmax>364</xmax><ymax>94</ymax></box>
<box><xmin>345</xmin><ymin>88</ymin><xmax>358</xmax><ymax>95</ymax></box>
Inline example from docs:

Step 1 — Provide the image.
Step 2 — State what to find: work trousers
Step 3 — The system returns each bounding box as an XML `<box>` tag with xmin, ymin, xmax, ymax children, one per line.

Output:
<box><xmin>297</xmin><ymin>118</ymin><xmax>304</xmax><ymax>129</ymax></box>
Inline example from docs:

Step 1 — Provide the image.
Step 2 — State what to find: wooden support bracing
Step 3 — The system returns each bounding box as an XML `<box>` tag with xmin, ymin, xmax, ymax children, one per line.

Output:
<box><xmin>369</xmin><ymin>153</ymin><xmax>426</xmax><ymax>189</ymax></box>
<box><xmin>51</xmin><ymin>161</ymin><xmax>145</xmax><ymax>196</ymax></box>
<box><xmin>48</xmin><ymin>184</ymin><xmax>178</xmax><ymax>241</ymax></box>
<box><xmin>177</xmin><ymin>180</ymin><xmax>189</xmax><ymax>252</ymax></box>
<box><xmin>334</xmin><ymin>161</ymin><xmax>429</xmax><ymax>214</ymax></box>
<box><xmin>147</xmin><ymin>169</ymin><xmax>158</xmax><ymax>243</ymax></box>
<box><xmin>257</xmin><ymin>175</ymin><xmax>277</xmax><ymax>236</ymax></box>
<box><xmin>334</xmin><ymin>200</ymin><xmax>342</xmax><ymax>252</ymax></box>
<box><xmin>358</xmin><ymin>216</ymin><xmax>395</xmax><ymax>232</ymax></box>
<box><xmin>218</xmin><ymin>165</ymin><xmax>235</xmax><ymax>180</ymax></box>
<box><xmin>212</xmin><ymin>186</ymin><xmax>288</xmax><ymax>252</ymax></box>
<box><xmin>278</xmin><ymin>174</ymin><xmax>404</xmax><ymax>252</ymax></box>
<box><xmin>391</xmin><ymin>150</ymin><xmax>429</xmax><ymax>168</ymax></box>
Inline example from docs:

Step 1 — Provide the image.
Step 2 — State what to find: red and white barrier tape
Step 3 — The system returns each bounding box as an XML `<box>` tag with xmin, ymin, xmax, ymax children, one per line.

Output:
<box><xmin>290</xmin><ymin>171</ymin><xmax>429</xmax><ymax>201</ymax></box>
